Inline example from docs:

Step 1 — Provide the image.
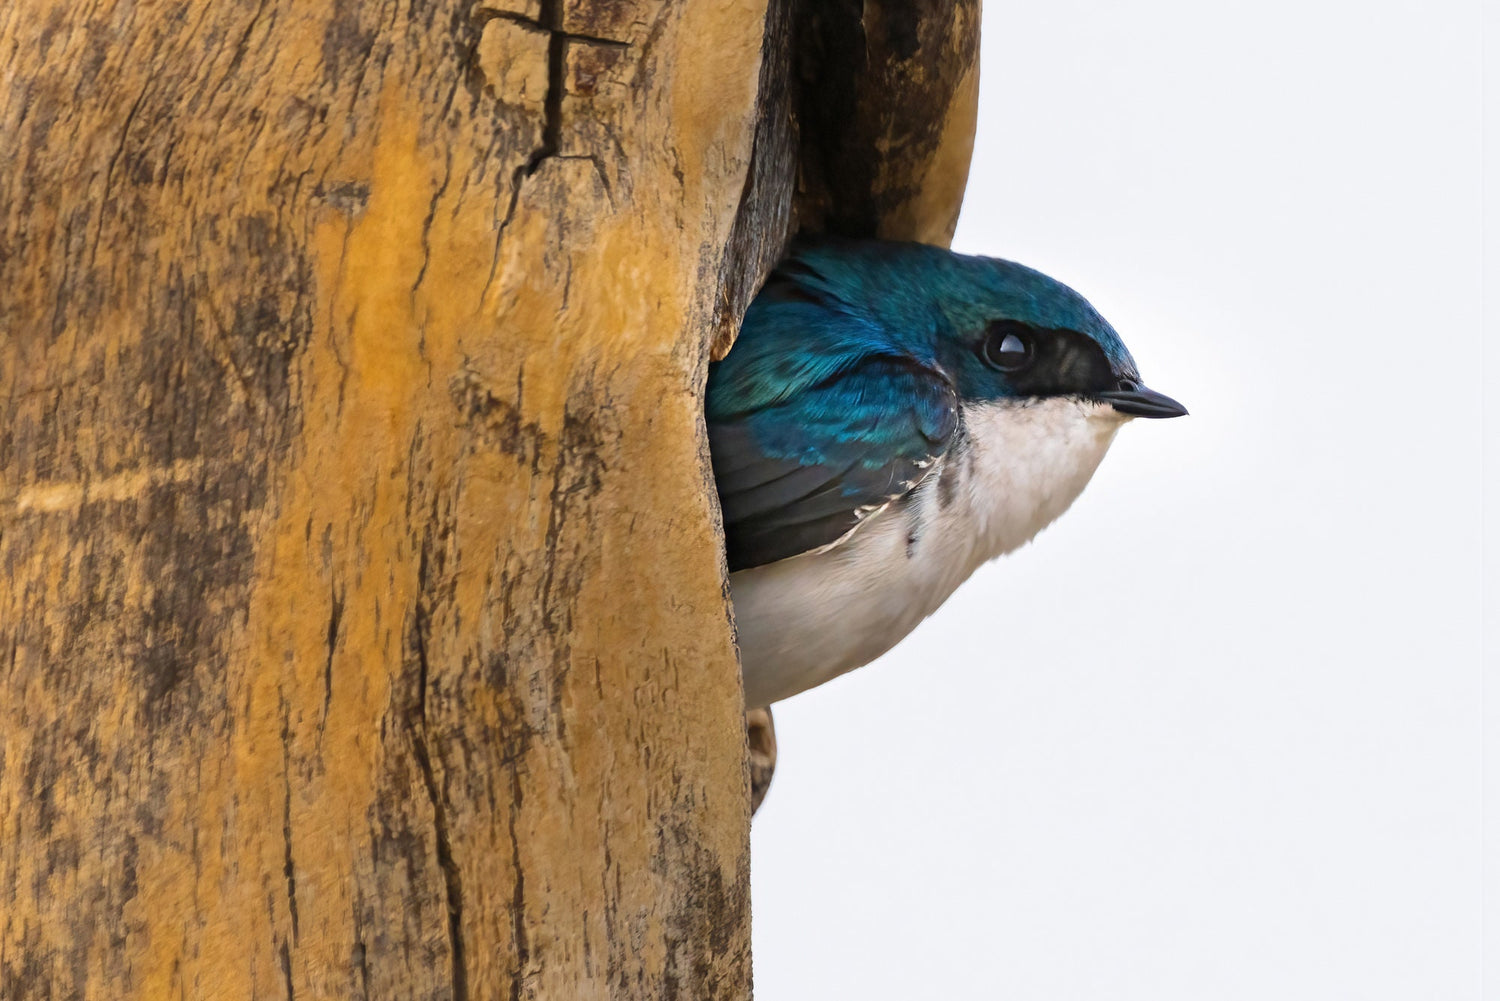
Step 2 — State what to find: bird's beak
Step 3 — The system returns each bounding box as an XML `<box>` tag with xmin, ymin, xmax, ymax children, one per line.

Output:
<box><xmin>1096</xmin><ymin>381</ymin><xmax>1188</xmax><ymax>419</ymax></box>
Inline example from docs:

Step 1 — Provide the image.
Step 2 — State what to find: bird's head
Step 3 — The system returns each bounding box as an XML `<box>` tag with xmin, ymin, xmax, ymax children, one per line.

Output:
<box><xmin>759</xmin><ymin>241</ymin><xmax>1187</xmax><ymax>421</ymax></box>
<box><xmin>924</xmin><ymin>250</ymin><xmax>1187</xmax><ymax>420</ymax></box>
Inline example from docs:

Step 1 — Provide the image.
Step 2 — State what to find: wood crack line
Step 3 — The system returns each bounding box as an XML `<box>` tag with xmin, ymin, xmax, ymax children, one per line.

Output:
<box><xmin>482</xmin><ymin>0</ymin><xmax>629</xmax><ymax>299</ymax></box>
<box><xmin>408</xmin><ymin>594</ymin><xmax>469</xmax><ymax>1001</ymax></box>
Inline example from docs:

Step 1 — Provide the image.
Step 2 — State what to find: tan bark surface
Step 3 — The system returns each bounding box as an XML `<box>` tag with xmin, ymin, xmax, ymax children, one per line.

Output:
<box><xmin>0</xmin><ymin>0</ymin><xmax>979</xmax><ymax>995</ymax></box>
<box><xmin>1</xmin><ymin>2</ymin><xmax>763</xmax><ymax>997</ymax></box>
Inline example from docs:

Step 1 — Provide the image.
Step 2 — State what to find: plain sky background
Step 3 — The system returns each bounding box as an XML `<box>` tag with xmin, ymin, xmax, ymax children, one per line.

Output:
<box><xmin>749</xmin><ymin>0</ymin><xmax>1487</xmax><ymax>997</ymax></box>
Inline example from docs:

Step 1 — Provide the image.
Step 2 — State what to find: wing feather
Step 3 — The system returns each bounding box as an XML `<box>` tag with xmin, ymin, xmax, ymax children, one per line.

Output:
<box><xmin>708</xmin><ymin>356</ymin><xmax>958</xmax><ymax>571</ymax></box>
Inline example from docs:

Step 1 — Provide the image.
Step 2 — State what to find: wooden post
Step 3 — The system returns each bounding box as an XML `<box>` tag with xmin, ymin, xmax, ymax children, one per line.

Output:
<box><xmin>2</xmin><ymin>1</ymin><xmax>762</xmax><ymax>996</ymax></box>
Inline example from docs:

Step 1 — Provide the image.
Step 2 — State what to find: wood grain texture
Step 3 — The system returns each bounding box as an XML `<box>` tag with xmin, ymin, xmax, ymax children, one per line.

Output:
<box><xmin>1</xmin><ymin>0</ymin><xmax>763</xmax><ymax>997</ymax></box>
<box><xmin>794</xmin><ymin>0</ymin><xmax>981</xmax><ymax>246</ymax></box>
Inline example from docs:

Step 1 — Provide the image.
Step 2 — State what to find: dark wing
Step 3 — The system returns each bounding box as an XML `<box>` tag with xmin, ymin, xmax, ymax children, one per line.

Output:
<box><xmin>708</xmin><ymin>356</ymin><xmax>958</xmax><ymax>571</ymax></box>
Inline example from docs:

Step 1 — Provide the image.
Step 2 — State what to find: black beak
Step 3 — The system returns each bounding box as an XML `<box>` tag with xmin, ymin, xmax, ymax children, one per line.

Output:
<box><xmin>1096</xmin><ymin>380</ymin><xmax>1188</xmax><ymax>419</ymax></box>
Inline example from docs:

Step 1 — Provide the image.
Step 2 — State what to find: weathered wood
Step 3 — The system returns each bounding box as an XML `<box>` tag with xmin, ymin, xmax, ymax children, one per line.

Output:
<box><xmin>0</xmin><ymin>0</ymin><xmax>980</xmax><ymax>994</ymax></box>
<box><xmin>1</xmin><ymin>1</ymin><xmax>763</xmax><ymax>997</ymax></box>
<box><xmin>793</xmin><ymin>0</ymin><xmax>981</xmax><ymax>246</ymax></box>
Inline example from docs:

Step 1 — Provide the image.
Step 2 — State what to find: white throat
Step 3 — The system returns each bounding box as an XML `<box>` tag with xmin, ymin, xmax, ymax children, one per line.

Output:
<box><xmin>731</xmin><ymin>397</ymin><xmax>1128</xmax><ymax>708</ymax></box>
<box><xmin>938</xmin><ymin>396</ymin><xmax>1128</xmax><ymax>568</ymax></box>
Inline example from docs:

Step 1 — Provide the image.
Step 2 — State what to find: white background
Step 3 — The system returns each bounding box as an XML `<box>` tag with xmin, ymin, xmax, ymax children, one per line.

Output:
<box><xmin>749</xmin><ymin>0</ymin><xmax>1488</xmax><ymax>997</ymax></box>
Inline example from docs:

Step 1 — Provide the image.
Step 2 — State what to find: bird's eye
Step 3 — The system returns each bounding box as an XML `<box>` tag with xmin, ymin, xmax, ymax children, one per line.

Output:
<box><xmin>981</xmin><ymin>322</ymin><xmax>1034</xmax><ymax>372</ymax></box>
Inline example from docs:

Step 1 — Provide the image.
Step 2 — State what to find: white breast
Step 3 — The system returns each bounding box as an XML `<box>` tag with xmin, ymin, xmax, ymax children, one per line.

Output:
<box><xmin>731</xmin><ymin>398</ymin><xmax>1128</xmax><ymax>708</ymax></box>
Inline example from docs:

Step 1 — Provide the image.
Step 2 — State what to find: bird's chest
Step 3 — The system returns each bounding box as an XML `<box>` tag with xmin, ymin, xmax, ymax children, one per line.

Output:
<box><xmin>731</xmin><ymin>399</ymin><xmax>1123</xmax><ymax>706</ymax></box>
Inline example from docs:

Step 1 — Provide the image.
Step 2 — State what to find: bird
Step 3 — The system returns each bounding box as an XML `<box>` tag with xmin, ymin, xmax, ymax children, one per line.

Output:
<box><xmin>707</xmin><ymin>239</ymin><xmax>1186</xmax><ymax>709</ymax></box>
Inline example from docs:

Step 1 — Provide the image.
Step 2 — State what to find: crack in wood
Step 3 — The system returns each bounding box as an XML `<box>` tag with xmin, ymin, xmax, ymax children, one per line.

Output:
<box><xmin>407</xmin><ymin>547</ymin><xmax>469</xmax><ymax>1001</ymax></box>
<box><xmin>506</xmin><ymin>768</ymin><xmax>530</xmax><ymax>1001</ymax></box>
<box><xmin>322</xmin><ymin>583</ymin><xmax>343</xmax><ymax>725</ymax></box>
<box><xmin>476</xmin><ymin>7</ymin><xmax>630</xmax><ymax>48</ymax></box>
<box><xmin>410</xmin><ymin>732</ymin><xmax>469</xmax><ymax>1001</ymax></box>
<box><xmin>409</xmin><ymin>145</ymin><xmax>455</xmax><ymax>298</ymax></box>
<box><xmin>479</xmin><ymin>0</ymin><xmax>629</xmax><ymax>301</ymax></box>
<box><xmin>280</xmin><ymin>939</ymin><xmax>296</xmax><ymax>1001</ymax></box>
<box><xmin>281</xmin><ymin>695</ymin><xmax>301</xmax><ymax>943</ymax></box>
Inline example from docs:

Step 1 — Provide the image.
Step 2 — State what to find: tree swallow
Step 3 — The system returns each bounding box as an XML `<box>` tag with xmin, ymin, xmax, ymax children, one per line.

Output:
<box><xmin>707</xmin><ymin>240</ymin><xmax>1186</xmax><ymax>709</ymax></box>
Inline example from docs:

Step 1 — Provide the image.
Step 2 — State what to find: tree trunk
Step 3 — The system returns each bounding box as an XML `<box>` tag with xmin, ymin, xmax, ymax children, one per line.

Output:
<box><xmin>0</xmin><ymin>0</ymin><xmax>977</xmax><ymax>997</ymax></box>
